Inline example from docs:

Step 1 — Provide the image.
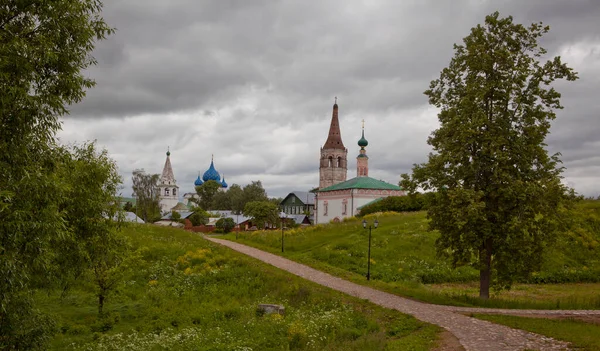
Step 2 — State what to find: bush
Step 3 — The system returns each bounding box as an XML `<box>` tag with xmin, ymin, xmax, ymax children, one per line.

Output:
<box><xmin>215</xmin><ymin>217</ymin><xmax>235</xmax><ymax>233</ymax></box>
<box><xmin>358</xmin><ymin>194</ymin><xmax>429</xmax><ymax>216</ymax></box>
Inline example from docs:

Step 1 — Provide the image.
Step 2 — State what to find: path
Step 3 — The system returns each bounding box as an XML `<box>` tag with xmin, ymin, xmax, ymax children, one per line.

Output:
<box><xmin>205</xmin><ymin>237</ymin><xmax>600</xmax><ymax>351</ymax></box>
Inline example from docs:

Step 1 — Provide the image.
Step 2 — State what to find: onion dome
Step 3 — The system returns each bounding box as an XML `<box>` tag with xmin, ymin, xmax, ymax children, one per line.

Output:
<box><xmin>221</xmin><ymin>175</ymin><xmax>228</xmax><ymax>188</ymax></box>
<box><xmin>194</xmin><ymin>175</ymin><xmax>203</xmax><ymax>186</ymax></box>
<box><xmin>202</xmin><ymin>158</ymin><xmax>221</xmax><ymax>182</ymax></box>
<box><xmin>358</xmin><ymin>129</ymin><xmax>368</xmax><ymax>147</ymax></box>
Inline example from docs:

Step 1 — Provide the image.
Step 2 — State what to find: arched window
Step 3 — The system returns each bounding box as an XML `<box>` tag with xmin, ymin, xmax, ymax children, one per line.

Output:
<box><xmin>342</xmin><ymin>199</ymin><xmax>348</xmax><ymax>215</ymax></box>
<box><xmin>328</xmin><ymin>156</ymin><xmax>333</xmax><ymax>167</ymax></box>
<box><xmin>165</xmin><ymin>188</ymin><xmax>170</xmax><ymax>196</ymax></box>
<box><xmin>337</xmin><ymin>157</ymin><xmax>342</xmax><ymax>167</ymax></box>
<box><xmin>323</xmin><ymin>201</ymin><xmax>328</xmax><ymax>216</ymax></box>
<box><xmin>173</xmin><ymin>188</ymin><xmax>176</xmax><ymax>196</ymax></box>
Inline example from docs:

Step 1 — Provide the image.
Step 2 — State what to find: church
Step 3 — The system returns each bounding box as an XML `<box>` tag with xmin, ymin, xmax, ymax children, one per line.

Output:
<box><xmin>314</xmin><ymin>100</ymin><xmax>405</xmax><ymax>224</ymax></box>
<box><xmin>157</xmin><ymin>150</ymin><xmax>229</xmax><ymax>213</ymax></box>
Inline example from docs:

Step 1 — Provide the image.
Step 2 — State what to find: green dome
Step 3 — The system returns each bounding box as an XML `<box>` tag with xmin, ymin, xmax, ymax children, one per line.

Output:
<box><xmin>358</xmin><ymin>130</ymin><xmax>368</xmax><ymax>147</ymax></box>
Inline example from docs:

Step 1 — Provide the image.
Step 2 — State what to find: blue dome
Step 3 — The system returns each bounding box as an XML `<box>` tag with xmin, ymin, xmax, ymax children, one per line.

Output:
<box><xmin>221</xmin><ymin>176</ymin><xmax>228</xmax><ymax>188</ymax></box>
<box><xmin>202</xmin><ymin>159</ymin><xmax>221</xmax><ymax>182</ymax></box>
<box><xmin>194</xmin><ymin>175</ymin><xmax>203</xmax><ymax>186</ymax></box>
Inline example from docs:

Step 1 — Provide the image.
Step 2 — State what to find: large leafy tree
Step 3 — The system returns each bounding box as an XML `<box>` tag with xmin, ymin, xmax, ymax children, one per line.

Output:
<box><xmin>244</xmin><ymin>201</ymin><xmax>280</xmax><ymax>229</ymax></box>
<box><xmin>132</xmin><ymin>170</ymin><xmax>161</xmax><ymax>222</ymax></box>
<box><xmin>194</xmin><ymin>180</ymin><xmax>222</xmax><ymax>210</ymax></box>
<box><xmin>402</xmin><ymin>12</ymin><xmax>578</xmax><ymax>299</ymax></box>
<box><xmin>0</xmin><ymin>1</ymin><xmax>113</xmax><ymax>348</ymax></box>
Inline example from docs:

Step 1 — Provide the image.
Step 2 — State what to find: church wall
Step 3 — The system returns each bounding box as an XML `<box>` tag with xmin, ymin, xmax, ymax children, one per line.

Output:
<box><xmin>314</xmin><ymin>188</ymin><xmax>405</xmax><ymax>224</ymax></box>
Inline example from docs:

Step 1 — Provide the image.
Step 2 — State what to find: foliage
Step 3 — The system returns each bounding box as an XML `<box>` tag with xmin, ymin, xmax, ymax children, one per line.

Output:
<box><xmin>228</xmin><ymin>184</ymin><xmax>245</xmax><ymax>214</ymax></box>
<box><xmin>170</xmin><ymin>211</ymin><xmax>181</xmax><ymax>222</ymax></box>
<box><xmin>244</xmin><ymin>201</ymin><xmax>280</xmax><ymax>229</ymax></box>
<box><xmin>123</xmin><ymin>201</ymin><xmax>133</xmax><ymax>212</ymax></box>
<box><xmin>243</xmin><ymin>180</ymin><xmax>268</xmax><ymax>205</ymax></box>
<box><xmin>229</xmin><ymin>209</ymin><xmax>600</xmax><ymax>309</ymax></box>
<box><xmin>401</xmin><ymin>12</ymin><xmax>578</xmax><ymax>298</ymax></box>
<box><xmin>131</xmin><ymin>171</ymin><xmax>161</xmax><ymax>223</ymax></box>
<box><xmin>0</xmin><ymin>1</ymin><xmax>112</xmax><ymax>348</ymax></box>
<box><xmin>35</xmin><ymin>224</ymin><xmax>440</xmax><ymax>350</ymax></box>
<box><xmin>50</xmin><ymin>143</ymin><xmax>125</xmax><ymax>310</ymax></box>
<box><xmin>188</xmin><ymin>207</ymin><xmax>209</xmax><ymax>226</ymax></box>
<box><xmin>473</xmin><ymin>314</ymin><xmax>600</xmax><ymax>351</ymax></box>
<box><xmin>358</xmin><ymin>194</ymin><xmax>428</xmax><ymax>217</ymax></box>
<box><xmin>193</xmin><ymin>180</ymin><xmax>221</xmax><ymax>210</ymax></box>
<box><xmin>211</xmin><ymin>190</ymin><xmax>231</xmax><ymax>210</ymax></box>
<box><xmin>216</xmin><ymin>217</ymin><xmax>236</xmax><ymax>233</ymax></box>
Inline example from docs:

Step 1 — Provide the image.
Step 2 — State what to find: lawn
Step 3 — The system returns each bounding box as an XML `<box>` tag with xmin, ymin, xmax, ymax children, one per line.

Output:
<box><xmin>36</xmin><ymin>223</ymin><xmax>442</xmax><ymax>350</ymax></box>
<box><xmin>223</xmin><ymin>205</ymin><xmax>600</xmax><ymax>309</ymax></box>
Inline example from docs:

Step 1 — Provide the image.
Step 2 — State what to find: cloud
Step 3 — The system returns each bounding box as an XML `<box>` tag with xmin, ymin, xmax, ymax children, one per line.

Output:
<box><xmin>59</xmin><ymin>0</ymin><xmax>600</xmax><ymax>199</ymax></box>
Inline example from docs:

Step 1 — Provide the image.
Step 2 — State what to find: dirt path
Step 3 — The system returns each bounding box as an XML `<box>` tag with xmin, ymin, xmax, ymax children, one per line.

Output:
<box><xmin>205</xmin><ymin>237</ymin><xmax>600</xmax><ymax>350</ymax></box>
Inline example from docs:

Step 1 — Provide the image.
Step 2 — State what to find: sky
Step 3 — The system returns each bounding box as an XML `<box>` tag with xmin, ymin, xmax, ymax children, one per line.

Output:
<box><xmin>58</xmin><ymin>0</ymin><xmax>600</xmax><ymax>199</ymax></box>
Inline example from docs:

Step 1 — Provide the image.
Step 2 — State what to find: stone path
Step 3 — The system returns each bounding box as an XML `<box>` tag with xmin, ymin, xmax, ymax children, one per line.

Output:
<box><xmin>206</xmin><ymin>237</ymin><xmax>600</xmax><ymax>351</ymax></box>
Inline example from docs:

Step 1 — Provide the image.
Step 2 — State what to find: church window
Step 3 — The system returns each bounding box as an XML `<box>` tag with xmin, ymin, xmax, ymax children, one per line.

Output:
<box><xmin>323</xmin><ymin>201</ymin><xmax>328</xmax><ymax>216</ymax></box>
<box><xmin>342</xmin><ymin>199</ymin><xmax>348</xmax><ymax>215</ymax></box>
<box><xmin>173</xmin><ymin>188</ymin><xmax>176</xmax><ymax>196</ymax></box>
<box><xmin>337</xmin><ymin>157</ymin><xmax>341</xmax><ymax>167</ymax></box>
<box><xmin>165</xmin><ymin>188</ymin><xmax>170</xmax><ymax>196</ymax></box>
<box><xmin>328</xmin><ymin>156</ymin><xmax>333</xmax><ymax>167</ymax></box>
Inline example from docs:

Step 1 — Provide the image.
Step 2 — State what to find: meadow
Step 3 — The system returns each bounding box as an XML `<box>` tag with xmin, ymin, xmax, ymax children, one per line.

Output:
<box><xmin>35</xmin><ymin>224</ymin><xmax>442</xmax><ymax>350</ymax></box>
<box><xmin>224</xmin><ymin>201</ymin><xmax>600</xmax><ymax>310</ymax></box>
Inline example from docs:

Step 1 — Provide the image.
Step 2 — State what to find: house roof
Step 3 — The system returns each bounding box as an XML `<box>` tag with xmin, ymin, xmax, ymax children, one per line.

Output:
<box><xmin>287</xmin><ymin>214</ymin><xmax>311</xmax><ymax>225</ymax></box>
<box><xmin>161</xmin><ymin>211</ymin><xmax>194</xmax><ymax>220</ymax></box>
<box><xmin>171</xmin><ymin>202</ymin><xmax>189</xmax><ymax>211</ymax></box>
<box><xmin>281</xmin><ymin>191</ymin><xmax>315</xmax><ymax>205</ymax></box>
<box><xmin>124</xmin><ymin>211</ymin><xmax>145</xmax><ymax>223</ymax></box>
<box><xmin>318</xmin><ymin>177</ymin><xmax>402</xmax><ymax>192</ymax></box>
<box><xmin>211</xmin><ymin>210</ymin><xmax>251</xmax><ymax>225</ymax></box>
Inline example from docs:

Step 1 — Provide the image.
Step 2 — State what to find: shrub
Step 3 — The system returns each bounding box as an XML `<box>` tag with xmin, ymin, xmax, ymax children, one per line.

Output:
<box><xmin>215</xmin><ymin>217</ymin><xmax>235</xmax><ymax>233</ymax></box>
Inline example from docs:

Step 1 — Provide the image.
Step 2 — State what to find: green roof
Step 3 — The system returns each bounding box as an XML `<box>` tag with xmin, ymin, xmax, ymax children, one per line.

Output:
<box><xmin>318</xmin><ymin>177</ymin><xmax>402</xmax><ymax>192</ymax></box>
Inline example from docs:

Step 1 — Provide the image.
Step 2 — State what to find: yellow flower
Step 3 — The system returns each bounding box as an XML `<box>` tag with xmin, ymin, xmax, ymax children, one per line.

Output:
<box><xmin>148</xmin><ymin>280</ymin><xmax>158</xmax><ymax>286</ymax></box>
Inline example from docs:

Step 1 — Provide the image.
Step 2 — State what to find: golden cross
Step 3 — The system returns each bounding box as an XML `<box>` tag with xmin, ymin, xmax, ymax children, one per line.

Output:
<box><xmin>362</xmin><ymin>119</ymin><xmax>365</xmax><ymax>129</ymax></box>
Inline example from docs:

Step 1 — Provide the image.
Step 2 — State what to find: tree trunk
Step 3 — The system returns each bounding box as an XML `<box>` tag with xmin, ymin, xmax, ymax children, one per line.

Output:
<box><xmin>479</xmin><ymin>238</ymin><xmax>492</xmax><ymax>299</ymax></box>
<box><xmin>98</xmin><ymin>293</ymin><xmax>105</xmax><ymax>315</ymax></box>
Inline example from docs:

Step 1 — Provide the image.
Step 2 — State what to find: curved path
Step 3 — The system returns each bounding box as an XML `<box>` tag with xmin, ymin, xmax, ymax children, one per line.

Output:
<box><xmin>206</xmin><ymin>237</ymin><xmax>600</xmax><ymax>351</ymax></box>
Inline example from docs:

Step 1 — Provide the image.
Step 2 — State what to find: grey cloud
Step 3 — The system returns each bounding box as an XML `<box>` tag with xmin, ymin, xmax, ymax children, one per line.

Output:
<box><xmin>57</xmin><ymin>0</ymin><xmax>600</xmax><ymax>198</ymax></box>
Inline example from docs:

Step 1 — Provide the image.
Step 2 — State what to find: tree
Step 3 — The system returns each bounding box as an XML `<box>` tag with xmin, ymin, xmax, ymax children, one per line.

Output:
<box><xmin>243</xmin><ymin>181</ymin><xmax>268</xmax><ymax>205</ymax></box>
<box><xmin>0</xmin><ymin>1</ymin><xmax>113</xmax><ymax>348</ymax></box>
<box><xmin>215</xmin><ymin>217</ymin><xmax>236</xmax><ymax>233</ymax></box>
<box><xmin>212</xmin><ymin>190</ymin><xmax>231</xmax><ymax>210</ymax></box>
<box><xmin>244</xmin><ymin>201</ymin><xmax>280</xmax><ymax>229</ymax></box>
<box><xmin>123</xmin><ymin>201</ymin><xmax>134</xmax><ymax>212</ymax></box>
<box><xmin>229</xmin><ymin>184</ymin><xmax>245</xmax><ymax>214</ymax></box>
<box><xmin>194</xmin><ymin>180</ymin><xmax>222</xmax><ymax>210</ymax></box>
<box><xmin>189</xmin><ymin>208</ymin><xmax>209</xmax><ymax>226</ymax></box>
<box><xmin>132</xmin><ymin>170</ymin><xmax>161</xmax><ymax>223</ymax></box>
<box><xmin>402</xmin><ymin>12</ymin><xmax>578</xmax><ymax>299</ymax></box>
<box><xmin>171</xmin><ymin>211</ymin><xmax>182</xmax><ymax>222</ymax></box>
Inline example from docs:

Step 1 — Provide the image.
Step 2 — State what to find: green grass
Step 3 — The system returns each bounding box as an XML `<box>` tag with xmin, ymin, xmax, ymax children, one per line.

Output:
<box><xmin>36</xmin><ymin>223</ymin><xmax>442</xmax><ymax>350</ymax></box>
<box><xmin>472</xmin><ymin>314</ymin><xmax>600</xmax><ymax>350</ymax></box>
<box><xmin>222</xmin><ymin>207</ymin><xmax>600</xmax><ymax>309</ymax></box>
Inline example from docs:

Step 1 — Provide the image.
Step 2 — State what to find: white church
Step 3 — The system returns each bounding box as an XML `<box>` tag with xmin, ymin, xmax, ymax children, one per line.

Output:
<box><xmin>314</xmin><ymin>100</ymin><xmax>405</xmax><ymax>224</ymax></box>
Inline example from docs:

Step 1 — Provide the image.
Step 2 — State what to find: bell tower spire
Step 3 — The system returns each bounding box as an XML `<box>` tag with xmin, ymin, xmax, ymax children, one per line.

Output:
<box><xmin>319</xmin><ymin>98</ymin><xmax>348</xmax><ymax>188</ymax></box>
<box><xmin>357</xmin><ymin>120</ymin><xmax>369</xmax><ymax>177</ymax></box>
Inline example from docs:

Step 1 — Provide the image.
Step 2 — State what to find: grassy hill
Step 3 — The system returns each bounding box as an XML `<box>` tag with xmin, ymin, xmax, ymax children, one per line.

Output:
<box><xmin>35</xmin><ymin>224</ymin><xmax>442</xmax><ymax>350</ymax></box>
<box><xmin>225</xmin><ymin>201</ymin><xmax>600</xmax><ymax>309</ymax></box>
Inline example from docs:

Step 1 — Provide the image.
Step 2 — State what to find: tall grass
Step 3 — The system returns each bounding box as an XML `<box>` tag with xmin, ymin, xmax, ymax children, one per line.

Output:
<box><xmin>36</xmin><ymin>224</ymin><xmax>441</xmax><ymax>350</ymax></box>
<box><xmin>226</xmin><ymin>204</ymin><xmax>600</xmax><ymax>309</ymax></box>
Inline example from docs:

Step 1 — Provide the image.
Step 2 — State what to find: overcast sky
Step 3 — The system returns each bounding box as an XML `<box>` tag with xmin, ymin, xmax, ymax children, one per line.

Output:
<box><xmin>58</xmin><ymin>0</ymin><xmax>600</xmax><ymax>199</ymax></box>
